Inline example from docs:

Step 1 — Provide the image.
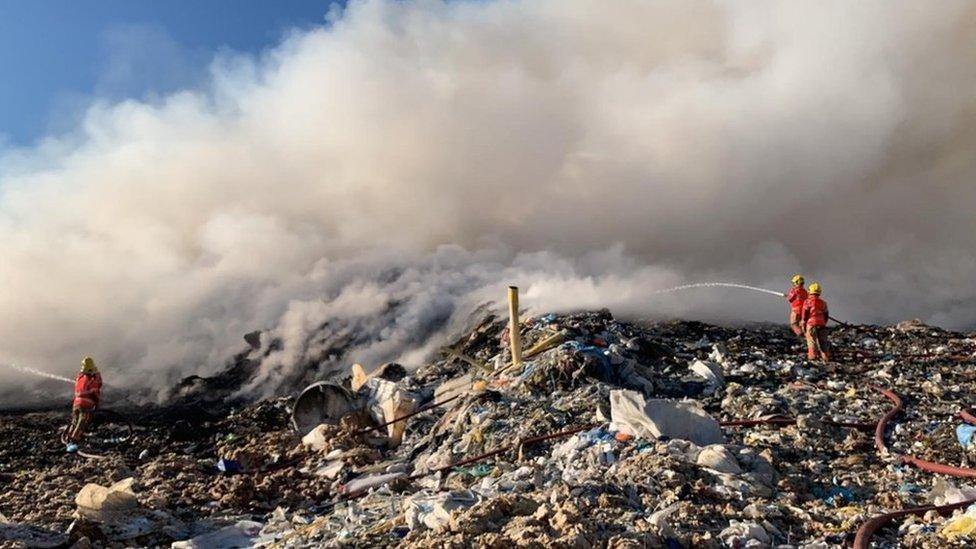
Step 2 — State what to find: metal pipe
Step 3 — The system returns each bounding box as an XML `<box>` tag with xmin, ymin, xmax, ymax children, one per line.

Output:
<box><xmin>508</xmin><ymin>286</ymin><xmax>522</xmax><ymax>367</ymax></box>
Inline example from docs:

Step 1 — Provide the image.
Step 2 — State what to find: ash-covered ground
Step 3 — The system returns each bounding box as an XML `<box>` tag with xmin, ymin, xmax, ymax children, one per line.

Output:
<box><xmin>2</xmin><ymin>311</ymin><xmax>976</xmax><ymax>548</ymax></box>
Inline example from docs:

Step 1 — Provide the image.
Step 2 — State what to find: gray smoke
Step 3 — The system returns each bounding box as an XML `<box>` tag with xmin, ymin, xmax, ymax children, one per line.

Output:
<box><xmin>2</xmin><ymin>0</ymin><xmax>975</xmax><ymax>398</ymax></box>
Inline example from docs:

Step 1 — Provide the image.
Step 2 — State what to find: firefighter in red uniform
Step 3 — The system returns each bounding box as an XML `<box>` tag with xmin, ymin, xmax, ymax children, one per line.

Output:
<box><xmin>801</xmin><ymin>283</ymin><xmax>831</xmax><ymax>362</ymax></box>
<box><xmin>67</xmin><ymin>357</ymin><xmax>103</xmax><ymax>449</ymax></box>
<box><xmin>784</xmin><ymin>275</ymin><xmax>808</xmax><ymax>337</ymax></box>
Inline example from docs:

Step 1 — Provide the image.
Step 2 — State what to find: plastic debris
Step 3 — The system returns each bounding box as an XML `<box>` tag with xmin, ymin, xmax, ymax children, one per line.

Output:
<box><xmin>690</xmin><ymin>359</ymin><xmax>725</xmax><ymax>389</ymax></box>
<box><xmin>957</xmin><ymin>423</ymin><xmax>976</xmax><ymax>449</ymax></box>
<box><xmin>341</xmin><ymin>472</ymin><xmax>406</xmax><ymax>496</ymax></box>
<box><xmin>931</xmin><ymin>479</ymin><xmax>976</xmax><ymax>506</ymax></box>
<box><xmin>719</xmin><ymin>520</ymin><xmax>771</xmax><ymax>546</ymax></box>
<box><xmin>404</xmin><ymin>490</ymin><xmax>479</xmax><ymax>532</ymax></box>
<box><xmin>171</xmin><ymin>520</ymin><xmax>265</xmax><ymax>548</ymax></box>
<box><xmin>610</xmin><ymin>389</ymin><xmax>724</xmax><ymax>445</ymax></box>
<box><xmin>941</xmin><ymin>504</ymin><xmax>976</xmax><ymax>540</ymax></box>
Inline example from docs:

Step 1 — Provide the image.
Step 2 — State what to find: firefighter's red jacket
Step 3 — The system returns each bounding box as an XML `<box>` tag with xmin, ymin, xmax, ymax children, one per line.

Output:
<box><xmin>73</xmin><ymin>373</ymin><xmax>102</xmax><ymax>410</ymax></box>
<box><xmin>802</xmin><ymin>296</ymin><xmax>829</xmax><ymax>328</ymax></box>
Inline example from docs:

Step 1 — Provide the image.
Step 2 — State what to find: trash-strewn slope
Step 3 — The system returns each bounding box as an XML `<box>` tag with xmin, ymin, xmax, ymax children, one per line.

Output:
<box><xmin>3</xmin><ymin>311</ymin><xmax>976</xmax><ymax>548</ymax></box>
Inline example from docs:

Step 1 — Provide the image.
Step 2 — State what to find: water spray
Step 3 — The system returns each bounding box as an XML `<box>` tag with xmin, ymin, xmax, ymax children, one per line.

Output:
<box><xmin>652</xmin><ymin>281</ymin><xmax>851</xmax><ymax>326</ymax></box>
<box><xmin>652</xmin><ymin>282</ymin><xmax>784</xmax><ymax>298</ymax></box>
<box><xmin>2</xmin><ymin>363</ymin><xmax>73</xmax><ymax>384</ymax></box>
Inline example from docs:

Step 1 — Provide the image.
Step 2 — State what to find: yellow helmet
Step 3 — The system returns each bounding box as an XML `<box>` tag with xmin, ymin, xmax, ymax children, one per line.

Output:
<box><xmin>809</xmin><ymin>282</ymin><xmax>821</xmax><ymax>295</ymax></box>
<box><xmin>81</xmin><ymin>357</ymin><xmax>98</xmax><ymax>374</ymax></box>
<box><xmin>791</xmin><ymin>274</ymin><xmax>805</xmax><ymax>286</ymax></box>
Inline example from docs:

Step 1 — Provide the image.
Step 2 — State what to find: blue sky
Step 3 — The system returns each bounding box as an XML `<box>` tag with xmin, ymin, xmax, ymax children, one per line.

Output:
<box><xmin>0</xmin><ymin>0</ymin><xmax>342</xmax><ymax>146</ymax></box>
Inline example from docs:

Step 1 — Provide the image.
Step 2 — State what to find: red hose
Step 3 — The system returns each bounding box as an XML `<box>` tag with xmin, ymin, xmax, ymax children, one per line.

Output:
<box><xmin>720</xmin><ymin>416</ymin><xmax>796</xmax><ymax>427</ymax></box>
<box><xmin>960</xmin><ymin>409</ymin><xmax>976</xmax><ymax>426</ymax></box>
<box><xmin>899</xmin><ymin>455</ymin><xmax>976</xmax><ymax>478</ymax></box>
<box><xmin>719</xmin><ymin>415</ymin><xmax>872</xmax><ymax>431</ymax></box>
<box><xmin>825</xmin><ymin>419</ymin><xmax>875</xmax><ymax>431</ymax></box>
<box><xmin>871</xmin><ymin>385</ymin><xmax>902</xmax><ymax>455</ymax></box>
<box><xmin>852</xmin><ymin>498</ymin><xmax>976</xmax><ymax>549</ymax></box>
<box><xmin>855</xmin><ymin>387</ymin><xmax>976</xmax><ymax>547</ymax></box>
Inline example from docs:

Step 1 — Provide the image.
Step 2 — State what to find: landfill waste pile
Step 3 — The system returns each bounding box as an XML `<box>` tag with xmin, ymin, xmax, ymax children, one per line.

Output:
<box><xmin>3</xmin><ymin>311</ymin><xmax>976</xmax><ymax>548</ymax></box>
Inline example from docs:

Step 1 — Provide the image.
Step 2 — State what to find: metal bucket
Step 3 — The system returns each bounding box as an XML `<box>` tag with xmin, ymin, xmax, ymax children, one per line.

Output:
<box><xmin>291</xmin><ymin>382</ymin><xmax>361</xmax><ymax>435</ymax></box>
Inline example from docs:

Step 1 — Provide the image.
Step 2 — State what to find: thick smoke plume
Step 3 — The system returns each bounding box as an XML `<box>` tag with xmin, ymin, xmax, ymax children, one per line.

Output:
<box><xmin>2</xmin><ymin>0</ymin><xmax>975</xmax><ymax>399</ymax></box>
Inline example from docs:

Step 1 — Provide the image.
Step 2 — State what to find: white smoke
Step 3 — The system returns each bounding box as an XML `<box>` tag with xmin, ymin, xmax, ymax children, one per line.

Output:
<box><xmin>2</xmin><ymin>0</ymin><xmax>975</xmax><ymax>398</ymax></box>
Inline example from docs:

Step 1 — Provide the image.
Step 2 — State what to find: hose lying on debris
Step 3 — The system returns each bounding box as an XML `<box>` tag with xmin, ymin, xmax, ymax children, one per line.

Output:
<box><xmin>959</xmin><ymin>409</ymin><xmax>976</xmax><ymax>426</ymax></box>
<box><xmin>871</xmin><ymin>386</ymin><xmax>903</xmax><ymax>456</ymax></box>
<box><xmin>853</xmin><ymin>499</ymin><xmax>976</xmax><ymax>549</ymax></box>
<box><xmin>719</xmin><ymin>415</ymin><xmax>873</xmax><ymax>431</ymax></box>
<box><xmin>872</xmin><ymin>387</ymin><xmax>976</xmax><ymax>477</ymax></box>
<box><xmin>853</xmin><ymin>386</ymin><xmax>976</xmax><ymax>548</ymax></box>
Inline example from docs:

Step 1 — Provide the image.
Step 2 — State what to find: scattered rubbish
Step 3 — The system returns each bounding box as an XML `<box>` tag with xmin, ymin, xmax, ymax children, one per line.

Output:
<box><xmin>648</xmin><ymin>503</ymin><xmax>681</xmax><ymax>538</ymax></box>
<box><xmin>523</xmin><ymin>331</ymin><xmax>568</xmax><ymax>359</ymax></box>
<box><xmin>452</xmin><ymin>463</ymin><xmax>494</xmax><ymax>477</ymax></box>
<box><xmin>5</xmin><ymin>310</ymin><xmax>976</xmax><ymax>547</ymax></box>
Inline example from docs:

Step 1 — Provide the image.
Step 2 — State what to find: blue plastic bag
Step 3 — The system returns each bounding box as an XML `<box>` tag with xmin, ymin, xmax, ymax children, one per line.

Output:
<box><xmin>956</xmin><ymin>424</ymin><xmax>976</xmax><ymax>448</ymax></box>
